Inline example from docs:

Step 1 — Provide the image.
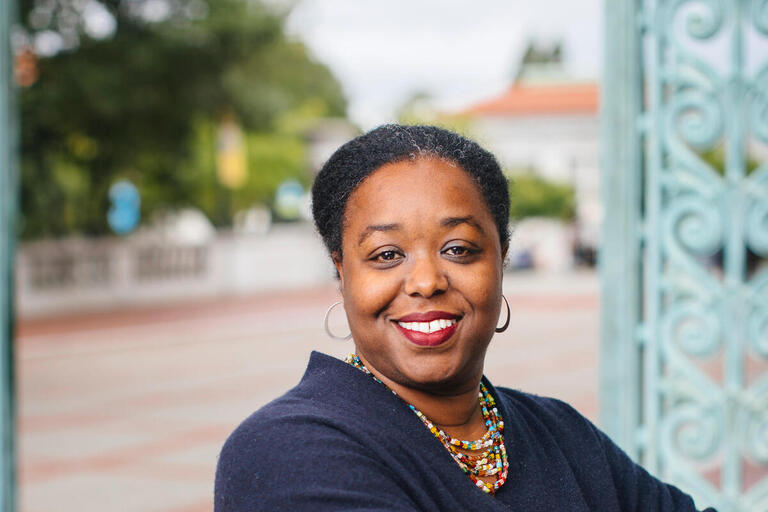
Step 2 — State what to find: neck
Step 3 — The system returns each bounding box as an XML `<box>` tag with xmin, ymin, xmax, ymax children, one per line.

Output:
<box><xmin>356</xmin><ymin>355</ymin><xmax>487</xmax><ymax>440</ymax></box>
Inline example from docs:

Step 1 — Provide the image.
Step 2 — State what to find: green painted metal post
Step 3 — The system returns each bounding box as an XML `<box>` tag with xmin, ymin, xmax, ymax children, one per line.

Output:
<box><xmin>599</xmin><ymin>0</ymin><xmax>643</xmax><ymax>459</ymax></box>
<box><xmin>0</xmin><ymin>0</ymin><xmax>17</xmax><ymax>510</ymax></box>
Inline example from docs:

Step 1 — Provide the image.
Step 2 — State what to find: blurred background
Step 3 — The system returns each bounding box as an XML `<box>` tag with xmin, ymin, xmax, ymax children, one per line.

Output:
<box><xmin>6</xmin><ymin>0</ymin><xmax>767</xmax><ymax>511</ymax></box>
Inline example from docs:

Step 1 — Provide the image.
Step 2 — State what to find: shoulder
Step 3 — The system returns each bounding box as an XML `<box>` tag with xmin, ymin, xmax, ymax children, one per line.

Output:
<box><xmin>215</xmin><ymin>358</ymin><xmax>420</xmax><ymax>511</ymax></box>
<box><xmin>495</xmin><ymin>386</ymin><xmax>585</xmax><ymax>416</ymax></box>
<box><xmin>217</xmin><ymin>373</ymin><xmax>376</xmax><ymax>477</ymax></box>
<box><xmin>494</xmin><ymin>386</ymin><xmax>600</xmax><ymax>441</ymax></box>
<box><xmin>219</xmin><ymin>390</ymin><xmax>355</xmax><ymax>460</ymax></box>
<box><xmin>216</xmin><ymin>394</ymin><xmax>366</xmax><ymax>511</ymax></box>
<box><xmin>493</xmin><ymin>388</ymin><xmax>715</xmax><ymax>511</ymax></box>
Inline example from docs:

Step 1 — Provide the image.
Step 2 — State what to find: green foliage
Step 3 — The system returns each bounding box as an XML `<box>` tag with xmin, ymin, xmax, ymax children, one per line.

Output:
<box><xmin>241</xmin><ymin>133</ymin><xmax>307</xmax><ymax>207</ymax></box>
<box><xmin>175</xmin><ymin>123</ymin><xmax>307</xmax><ymax>226</ymax></box>
<box><xmin>19</xmin><ymin>0</ymin><xmax>346</xmax><ymax>238</ymax></box>
<box><xmin>508</xmin><ymin>173</ymin><xmax>576</xmax><ymax>221</ymax></box>
<box><xmin>699</xmin><ymin>146</ymin><xmax>761</xmax><ymax>176</ymax></box>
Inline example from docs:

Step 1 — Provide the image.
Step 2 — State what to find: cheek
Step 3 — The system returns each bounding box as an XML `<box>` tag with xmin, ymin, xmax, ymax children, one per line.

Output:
<box><xmin>459</xmin><ymin>262</ymin><xmax>502</xmax><ymax>296</ymax></box>
<box><xmin>453</xmin><ymin>264</ymin><xmax>503</xmax><ymax>320</ymax></box>
<box><xmin>342</xmin><ymin>265</ymin><xmax>401</xmax><ymax>319</ymax></box>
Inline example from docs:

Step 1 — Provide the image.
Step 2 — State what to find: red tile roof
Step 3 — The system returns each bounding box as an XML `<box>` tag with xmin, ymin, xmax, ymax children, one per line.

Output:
<box><xmin>465</xmin><ymin>82</ymin><xmax>599</xmax><ymax>117</ymax></box>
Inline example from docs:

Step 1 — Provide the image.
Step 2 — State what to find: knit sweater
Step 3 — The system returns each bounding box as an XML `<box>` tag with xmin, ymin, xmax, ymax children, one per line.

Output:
<box><xmin>215</xmin><ymin>351</ymin><xmax>716</xmax><ymax>511</ymax></box>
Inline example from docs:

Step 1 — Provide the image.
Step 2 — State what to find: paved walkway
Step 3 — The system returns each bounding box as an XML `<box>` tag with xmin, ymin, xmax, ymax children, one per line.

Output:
<box><xmin>16</xmin><ymin>270</ymin><xmax>600</xmax><ymax>512</ymax></box>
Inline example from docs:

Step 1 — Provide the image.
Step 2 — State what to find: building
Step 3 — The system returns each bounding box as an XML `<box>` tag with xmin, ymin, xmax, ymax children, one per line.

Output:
<box><xmin>461</xmin><ymin>43</ymin><xmax>601</xmax><ymax>255</ymax></box>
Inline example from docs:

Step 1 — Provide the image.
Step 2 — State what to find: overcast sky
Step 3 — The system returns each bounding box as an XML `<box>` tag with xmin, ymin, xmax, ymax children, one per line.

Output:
<box><xmin>285</xmin><ymin>0</ymin><xmax>603</xmax><ymax>128</ymax></box>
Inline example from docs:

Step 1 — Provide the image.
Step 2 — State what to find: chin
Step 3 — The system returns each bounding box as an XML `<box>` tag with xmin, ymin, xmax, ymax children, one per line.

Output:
<box><xmin>400</xmin><ymin>360</ymin><xmax>480</xmax><ymax>393</ymax></box>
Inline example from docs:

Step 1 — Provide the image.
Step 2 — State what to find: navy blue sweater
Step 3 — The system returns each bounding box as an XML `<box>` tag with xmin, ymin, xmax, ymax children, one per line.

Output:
<box><xmin>215</xmin><ymin>351</ymin><xmax>715</xmax><ymax>511</ymax></box>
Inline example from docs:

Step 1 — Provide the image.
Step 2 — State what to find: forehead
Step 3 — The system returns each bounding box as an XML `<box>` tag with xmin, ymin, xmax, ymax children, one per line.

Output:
<box><xmin>342</xmin><ymin>157</ymin><xmax>493</xmax><ymax>236</ymax></box>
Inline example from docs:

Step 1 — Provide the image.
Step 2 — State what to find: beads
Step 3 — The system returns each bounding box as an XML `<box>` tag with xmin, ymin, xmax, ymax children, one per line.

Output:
<box><xmin>345</xmin><ymin>353</ymin><xmax>509</xmax><ymax>495</ymax></box>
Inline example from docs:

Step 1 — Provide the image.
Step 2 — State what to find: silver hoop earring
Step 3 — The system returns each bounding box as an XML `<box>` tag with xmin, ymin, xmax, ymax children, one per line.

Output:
<box><xmin>495</xmin><ymin>295</ymin><xmax>510</xmax><ymax>333</ymax></box>
<box><xmin>323</xmin><ymin>301</ymin><xmax>352</xmax><ymax>341</ymax></box>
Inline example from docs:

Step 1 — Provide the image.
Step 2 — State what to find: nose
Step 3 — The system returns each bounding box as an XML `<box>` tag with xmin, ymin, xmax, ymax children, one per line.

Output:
<box><xmin>403</xmin><ymin>253</ymin><xmax>448</xmax><ymax>298</ymax></box>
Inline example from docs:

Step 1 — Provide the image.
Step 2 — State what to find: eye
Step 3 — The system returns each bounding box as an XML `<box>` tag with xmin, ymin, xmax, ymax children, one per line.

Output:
<box><xmin>378</xmin><ymin>250</ymin><xmax>399</xmax><ymax>261</ymax></box>
<box><xmin>443</xmin><ymin>246</ymin><xmax>469</xmax><ymax>257</ymax></box>
<box><xmin>441</xmin><ymin>243</ymin><xmax>480</xmax><ymax>261</ymax></box>
<box><xmin>370</xmin><ymin>248</ymin><xmax>405</xmax><ymax>266</ymax></box>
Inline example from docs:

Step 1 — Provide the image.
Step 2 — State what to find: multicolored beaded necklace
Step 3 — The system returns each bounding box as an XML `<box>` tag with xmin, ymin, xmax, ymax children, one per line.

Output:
<box><xmin>345</xmin><ymin>353</ymin><xmax>509</xmax><ymax>495</ymax></box>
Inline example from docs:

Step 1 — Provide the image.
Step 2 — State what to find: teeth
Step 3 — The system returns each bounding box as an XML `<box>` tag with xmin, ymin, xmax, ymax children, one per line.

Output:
<box><xmin>398</xmin><ymin>318</ymin><xmax>457</xmax><ymax>334</ymax></box>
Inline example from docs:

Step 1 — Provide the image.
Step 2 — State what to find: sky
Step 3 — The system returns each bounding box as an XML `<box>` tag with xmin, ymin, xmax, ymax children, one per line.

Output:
<box><xmin>284</xmin><ymin>0</ymin><xmax>603</xmax><ymax>128</ymax></box>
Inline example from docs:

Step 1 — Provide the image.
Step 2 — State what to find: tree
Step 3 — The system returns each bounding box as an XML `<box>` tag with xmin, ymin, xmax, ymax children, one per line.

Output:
<box><xmin>18</xmin><ymin>0</ymin><xmax>346</xmax><ymax>238</ymax></box>
<box><xmin>508</xmin><ymin>173</ymin><xmax>575</xmax><ymax>222</ymax></box>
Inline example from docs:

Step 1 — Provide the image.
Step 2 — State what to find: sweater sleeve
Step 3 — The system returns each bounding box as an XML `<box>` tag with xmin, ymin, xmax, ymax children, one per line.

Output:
<box><xmin>553</xmin><ymin>399</ymin><xmax>718</xmax><ymax>512</ymax></box>
<box><xmin>214</xmin><ymin>413</ymin><xmax>420</xmax><ymax>512</ymax></box>
<box><xmin>592</xmin><ymin>424</ymin><xmax>718</xmax><ymax>512</ymax></box>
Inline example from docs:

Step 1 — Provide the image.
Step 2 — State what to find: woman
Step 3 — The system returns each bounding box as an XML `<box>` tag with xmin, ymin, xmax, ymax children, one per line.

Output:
<box><xmin>215</xmin><ymin>125</ymin><xmax>715</xmax><ymax>511</ymax></box>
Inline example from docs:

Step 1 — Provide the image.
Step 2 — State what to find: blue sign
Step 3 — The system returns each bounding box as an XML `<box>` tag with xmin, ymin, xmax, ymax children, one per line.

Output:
<box><xmin>274</xmin><ymin>180</ymin><xmax>304</xmax><ymax>220</ymax></box>
<box><xmin>107</xmin><ymin>180</ymin><xmax>140</xmax><ymax>235</ymax></box>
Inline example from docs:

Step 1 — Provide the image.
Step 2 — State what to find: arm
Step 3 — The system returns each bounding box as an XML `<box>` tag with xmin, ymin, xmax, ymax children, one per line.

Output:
<box><xmin>552</xmin><ymin>399</ymin><xmax>718</xmax><ymax>512</ymax></box>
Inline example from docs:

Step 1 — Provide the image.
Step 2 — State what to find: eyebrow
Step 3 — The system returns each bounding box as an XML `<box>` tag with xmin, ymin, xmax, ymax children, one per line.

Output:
<box><xmin>358</xmin><ymin>223</ymin><xmax>401</xmax><ymax>245</ymax></box>
<box><xmin>357</xmin><ymin>216</ymin><xmax>486</xmax><ymax>246</ymax></box>
<box><xmin>442</xmin><ymin>216</ymin><xmax>486</xmax><ymax>235</ymax></box>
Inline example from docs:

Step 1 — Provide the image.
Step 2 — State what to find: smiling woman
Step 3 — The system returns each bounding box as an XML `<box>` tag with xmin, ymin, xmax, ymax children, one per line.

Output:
<box><xmin>337</xmin><ymin>158</ymin><xmax>504</xmax><ymax>397</ymax></box>
<box><xmin>214</xmin><ymin>125</ymin><xmax>716</xmax><ymax>511</ymax></box>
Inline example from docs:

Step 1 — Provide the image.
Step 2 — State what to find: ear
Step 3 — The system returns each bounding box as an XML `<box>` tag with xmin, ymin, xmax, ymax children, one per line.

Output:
<box><xmin>332</xmin><ymin>251</ymin><xmax>344</xmax><ymax>289</ymax></box>
<box><xmin>501</xmin><ymin>242</ymin><xmax>509</xmax><ymax>265</ymax></box>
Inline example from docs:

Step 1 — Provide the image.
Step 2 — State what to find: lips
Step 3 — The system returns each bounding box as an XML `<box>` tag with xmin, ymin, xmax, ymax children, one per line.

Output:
<box><xmin>394</xmin><ymin>311</ymin><xmax>460</xmax><ymax>347</ymax></box>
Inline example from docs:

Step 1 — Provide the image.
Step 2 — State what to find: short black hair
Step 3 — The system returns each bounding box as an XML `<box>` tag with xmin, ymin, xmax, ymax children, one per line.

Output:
<box><xmin>311</xmin><ymin>124</ymin><xmax>510</xmax><ymax>260</ymax></box>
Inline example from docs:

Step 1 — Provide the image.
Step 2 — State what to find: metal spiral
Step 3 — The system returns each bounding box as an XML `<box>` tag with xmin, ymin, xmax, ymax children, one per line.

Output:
<box><xmin>669</xmin><ymin>0</ymin><xmax>726</xmax><ymax>43</ymax></box>
<box><xmin>662</xmin><ymin>301</ymin><xmax>722</xmax><ymax>357</ymax></box>
<box><xmin>668</xmin><ymin>90</ymin><xmax>724</xmax><ymax>151</ymax></box>
<box><xmin>664</xmin><ymin>194</ymin><xmax>724</xmax><ymax>257</ymax></box>
<box><xmin>661</xmin><ymin>400</ymin><xmax>723</xmax><ymax>462</ymax></box>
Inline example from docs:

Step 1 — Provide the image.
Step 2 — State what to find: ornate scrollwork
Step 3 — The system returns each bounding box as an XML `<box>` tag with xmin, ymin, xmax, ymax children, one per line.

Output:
<box><xmin>639</xmin><ymin>0</ymin><xmax>768</xmax><ymax>505</ymax></box>
<box><xmin>741</xmin><ymin>391</ymin><xmax>768</xmax><ymax>464</ymax></box>
<box><xmin>663</xmin><ymin>194</ymin><xmax>724</xmax><ymax>257</ymax></box>
<box><xmin>668</xmin><ymin>0</ymin><xmax>726</xmax><ymax>43</ymax></box>
<box><xmin>668</xmin><ymin>90</ymin><xmax>724</xmax><ymax>150</ymax></box>
<box><xmin>664</xmin><ymin>88</ymin><xmax>724</xmax><ymax>191</ymax></box>
<box><xmin>662</xmin><ymin>301</ymin><xmax>722</xmax><ymax>357</ymax></box>
<box><xmin>661</xmin><ymin>401</ymin><xmax>723</xmax><ymax>462</ymax></box>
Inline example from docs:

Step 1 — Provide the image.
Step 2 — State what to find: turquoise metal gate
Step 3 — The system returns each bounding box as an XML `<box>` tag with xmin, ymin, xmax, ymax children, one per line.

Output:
<box><xmin>0</xmin><ymin>1</ymin><xmax>17</xmax><ymax>510</ymax></box>
<box><xmin>601</xmin><ymin>0</ymin><xmax>768</xmax><ymax>510</ymax></box>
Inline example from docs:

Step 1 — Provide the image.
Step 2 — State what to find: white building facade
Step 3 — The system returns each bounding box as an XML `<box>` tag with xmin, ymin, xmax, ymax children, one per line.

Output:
<box><xmin>463</xmin><ymin>82</ymin><xmax>602</xmax><ymax>252</ymax></box>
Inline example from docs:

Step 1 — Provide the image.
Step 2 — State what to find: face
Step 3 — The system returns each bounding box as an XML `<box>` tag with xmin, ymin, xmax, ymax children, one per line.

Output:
<box><xmin>335</xmin><ymin>157</ymin><xmax>506</xmax><ymax>394</ymax></box>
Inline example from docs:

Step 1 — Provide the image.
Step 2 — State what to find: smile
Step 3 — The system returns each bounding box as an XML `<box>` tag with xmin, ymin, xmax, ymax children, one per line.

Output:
<box><xmin>397</xmin><ymin>319</ymin><xmax>457</xmax><ymax>334</ymax></box>
<box><xmin>393</xmin><ymin>312</ymin><xmax>460</xmax><ymax>347</ymax></box>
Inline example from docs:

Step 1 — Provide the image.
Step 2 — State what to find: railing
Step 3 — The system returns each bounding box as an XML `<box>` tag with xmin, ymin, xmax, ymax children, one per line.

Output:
<box><xmin>15</xmin><ymin>225</ymin><xmax>335</xmax><ymax>318</ymax></box>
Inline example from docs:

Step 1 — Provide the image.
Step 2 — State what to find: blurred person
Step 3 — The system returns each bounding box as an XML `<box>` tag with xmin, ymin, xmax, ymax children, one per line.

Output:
<box><xmin>214</xmin><ymin>125</ymin><xmax>716</xmax><ymax>511</ymax></box>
